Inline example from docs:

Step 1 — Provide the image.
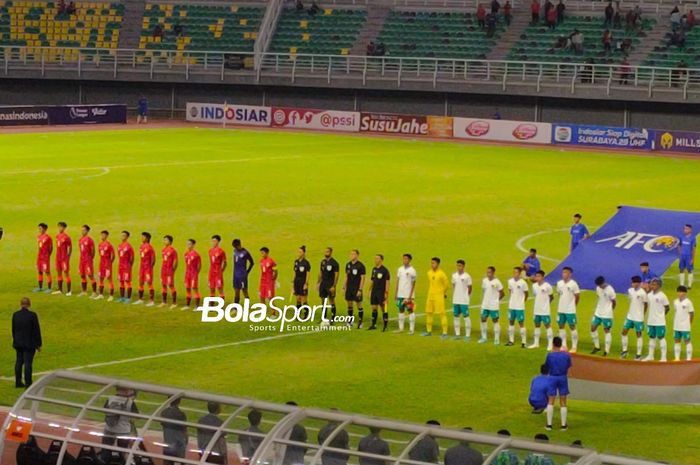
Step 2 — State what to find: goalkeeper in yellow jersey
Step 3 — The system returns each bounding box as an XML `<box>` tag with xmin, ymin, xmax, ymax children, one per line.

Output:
<box><xmin>422</xmin><ymin>257</ymin><xmax>450</xmax><ymax>339</ymax></box>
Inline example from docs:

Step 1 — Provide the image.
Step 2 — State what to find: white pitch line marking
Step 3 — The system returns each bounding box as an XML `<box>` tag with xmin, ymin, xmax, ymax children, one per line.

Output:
<box><xmin>81</xmin><ymin>167</ymin><xmax>110</xmax><ymax>179</ymax></box>
<box><xmin>0</xmin><ymin>155</ymin><xmax>302</xmax><ymax>176</ymax></box>
<box><xmin>514</xmin><ymin>228</ymin><xmax>568</xmax><ymax>263</ymax></box>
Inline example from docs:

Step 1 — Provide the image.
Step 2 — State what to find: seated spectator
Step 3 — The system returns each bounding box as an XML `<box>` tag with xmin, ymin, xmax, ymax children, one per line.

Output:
<box><xmin>444</xmin><ymin>428</ymin><xmax>483</xmax><ymax>465</ymax></box>
<box><xmin>239</xmin><ymin>409</ymin><xmax>263</xmax><ymax>460</ymax></box>
<box><xmin>546</xmin><ymin>7</ymin><xmax>557</xmax><ymax>30</ymax></box>
<box><xmin>375</xmin><ymin>41</ymin><xmax>386</xmax><ymax>56</ymax></box>
<box><xmin>556</xmin><ymin>0</ymin><xmax>565</xmax><ymax>24</ymax></box>
<box><xmin>296</xmin><ymin>0</ymin><xmax>304</xmax><ymax>12</ymax></box>
<box><xmin>491</xmin><ymin>0</ymin><xmax>500</xmax><ymax>15</ymax></box>
<box><xmin>504</xmin><ymin>1</ymin><xmax>512</xmax><ymax>26</ymax></box>
<box><xmin>309</xmin><ymin>0</ymin><xmax>320</xmax><ymax>16</ymax></box>
<box><xmin>671</xmin><ymin>30</ymin><xmax>686</xmax><ymax>48</ymax></box>
<box><xmin>477</xmin><ymin>4</ymin><xmax>487</xmax><ymax>29</ymax></box>
<box><xmin>58</xmin><ymin>0</ymin><xmax>66</xmax><ymax>14</ymax></box>
<box><xmin>153</xmin><ymin>25</ymin><xmax>163</xmax><ymax>38</ymax></box>
<box><xmin>618</xmin><ymin>58</ymin><xmax>632</xmax><ymax>85</ymax></box>
<box><xmin>553</xmin><ymin>35</ymin><xmax>568</xmax><ymax>49</ymax></box>
<box><xmin>486</xmin><ymin>13</ymin><xmax>498</xmax><ymax>38</ymax></box>
<box><xmin>408</xmin><ymin>421</ymin><xmax>440</xmax><ymax>464</ymax></box>
<box><xmin>604</xmin><ymin>2</ymin><xmax>614</xmax><ymax>27</ymax></box>
<box><xmin>197</xmin><ymin>402</ymin><xmax>228</xmax><ymax>465</ymax></box>
<box><xmin>570</xmin><ymin>29</ymin><xmax>583</xmax><ymax>54</ymax></box>
<box><xmin>671</xmin><ymin>6</ymin><xmax>681</xmax><ymax>31</ymax></box>
<box><xmin>495</xmin><ymin>430</ymin><xmax>519</xmax><ymax>465</ymax></box>
<box><xmin>620</xmin><ymin>37</ymin><xmax>632</xmax><ymax>53</ymax></box>
<box><xmin>531</xmin><ymin>0</ymin><xmax>540</xmax><ymax>25</ymax></box>
<box><xmin>318</xmin><ymin>415</ymin><xmax>350</xmax><ymax>465</ymax></box>
<box><xmin>528</xmin><ymin>364</ymin><xmax>552</xmax><ymax>414</ymax></box>
<box><xmin>174</xmin><ymin>24</ymin><xmax>183</xmax><ymax>37</ymax></box>
<box><xmin>580</xmin><ymin>58</ymin><xmax>595</xmax><ymax>83</ymax></box>
<box><xmin>66</xmin><ymin>1</ymin><xmax>76</xmax><ymax>14</ymax></box>
<box><xmin>161</xmin><ymin>398</ymin><xmax>188</xmax><ymax>465</ymax></box>
<box><xmin>524</xmin><ymin>435</ymin><xmax>555</xmax><ymax>465</ymax></box>
<box><xmin>358</xmin><ymin>427</ymin><xmax>390</xmax><ymax>465</ymax></box>
<box><xmin>613</xmin><ymin>9</ymin><xmax>622</xmax><ymax>28</ymax></box>
<box><xmin>602</xmin><ymin>29</ymin><xmax>613</xmax><ymax>54</ymax></box>
<box><xmin>625</xmin><ymin>9</ymin><xmax>636</xmax><ymax>31</ymax></box>
<box><xmin>366</xmin><ymin>41</ymin><xmax>375</xmax><ymax>56</ymax></box>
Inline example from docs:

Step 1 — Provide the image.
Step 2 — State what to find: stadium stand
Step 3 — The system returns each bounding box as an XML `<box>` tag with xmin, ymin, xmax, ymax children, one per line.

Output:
<box><xmin>377</xmin><ymin>9</ymin><xmax>507</xmax><ymax>59</ymax></box>
<box><xmin>268</xmin><ymin>6</ymin><xmax>367</xmax><ymax>56</ymax></box>
<box><xmin>507</xmin><ymin>14</ymin><xmax>655</xmax><ymax>63</ymax></box>
<box><xmin>644</xmin><ymin>25</ymin><xmax>700</xmax><ymax>68</ymax></box>
<box><xmin>138</xmin><ymin>2</ymin><xmax>264</xmax><ymax>52</ymax></box>
<box><xmin>0</xmin><ymin>0</ymin><xmax>123</xmax><ymax>60</ymax></box>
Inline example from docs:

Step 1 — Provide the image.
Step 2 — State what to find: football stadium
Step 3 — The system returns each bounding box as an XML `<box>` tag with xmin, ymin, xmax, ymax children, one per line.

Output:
<box><xmin>0</xmin><ymin>1</ymin><xmax>699</xmax><ymax>465</ymax></box>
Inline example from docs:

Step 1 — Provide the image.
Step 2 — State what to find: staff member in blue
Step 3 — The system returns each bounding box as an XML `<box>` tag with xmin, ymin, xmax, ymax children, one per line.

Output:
<box><xmin>544</xmin><ymin>336</ymin><xmax>572</xmax><ymax>431</ymax></box>
<box><xmin>528</xmin><ymin>364</ymin><xmax>553</xmax><ymax>414</ymax></box>
<box><xmin>569</xmin><ymin>213</ymin><xmax>590</xmax><ymax>251</ymax></box>
<box><xmin>522</xmin><ymin>248</ymin><xmax>541</xmax><ymax>280</ymax></box>
<box><xmin>678</xmin><ymin>224</ymin><xmax>696</xmax><ymax>290</ymax></box>
<box><xmin>137</xmin><ymin>96</ymin><xmax>148</xmax><ymax>124</ymax></box>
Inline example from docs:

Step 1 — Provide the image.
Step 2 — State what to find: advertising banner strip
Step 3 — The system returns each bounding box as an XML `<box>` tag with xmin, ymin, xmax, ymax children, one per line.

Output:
<box><xmin>552</xmin><ymin>123</ymin><xmax>653</xmax><ymax>149</ymax></box>
<box><xmin>0</xmin><ymin>104</ymin><xmax>126</xmax><ymax>126</ymax></box>
<box><xmin>271</xmin><ymin>107</ymin><xmax>360</xmax><ymax>132</ymax></box>
<box><xmin>654</xmin><ymin>129</ymin><xmax>700</xmax><ymax>154</ymax></box>
<box><xmin>359</xmin><ymin>112</ymin><xmax>429</xmax><ymax>136</ymax></box>
<box><xmin>186</xmin><ymin>102</ymin><xmax>271</xmax><ymax>127</ymax></box>
<box><xmin>452</xmin><ymin>117</ymin><xmax>552</xmax><ymax>144</ymax></box>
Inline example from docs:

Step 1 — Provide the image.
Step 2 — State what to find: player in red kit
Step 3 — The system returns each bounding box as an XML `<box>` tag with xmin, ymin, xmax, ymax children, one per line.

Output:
<box><xmin>259</xmin><ymin>247</ymin><xmax>278</xmax><ymax>304</ymax></box>
<box><xmin>208</xmin><ymin>235</ymin><xmax>227</xmax><ymax>299</ymax></box>
<box><xmin>78</xmin><ymin>224</ymin><xmax>96</xmax><ymax>297</ymax></box>
<box><xmin>94</xmin><ymin>230</ymin><xmax>115</xmax><ymax>301</ymax></box>
<box><xmin>183</xmin><ymin>238</ymin><xmax>202</xmax><ymax>310</ymax></box>
<box><xmin>160</xmin><ymin>235</ymin><xmax>178</xmax><ymax>308</ymax></box>
<box><xmin>117</xmin><ymin>230</ymin><xmax>135</xmax><ymax>303</ymax></box>
<box><xmin>134</xmin><ymin>232</ymin><xmax>156</xmax><ymax>306</ymax></box>
<box><xmin>34</xmin><ymin>222</ymin><xmax>53</xmax><ymax>293</ymax></box>
<box><xmin>53</xmin><ymin>221</ymin><xmax>72</xmax><ymax>295</ymax></box>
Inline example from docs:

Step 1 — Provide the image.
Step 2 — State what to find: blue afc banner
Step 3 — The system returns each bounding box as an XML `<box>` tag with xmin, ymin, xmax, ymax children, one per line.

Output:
<box><xmin>546</xmin><ymin>206</ymin><xmax>700</xmax><ymax>291</ymax></box>
<box><xmin>552</xmin><ymin>124</ymin><xmax>653</xmax><ymax>149</ymax></box>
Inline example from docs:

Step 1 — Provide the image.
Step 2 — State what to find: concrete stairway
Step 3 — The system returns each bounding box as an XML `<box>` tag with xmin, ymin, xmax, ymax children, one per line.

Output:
<box><xmin>487</xmin><ymin>10</ymin><xmax>532</xmax><ymax>60</ymax></box>
<box><xmin>118</xmin><ymin>0</ymin><xmax>147</xmax><ymax>50</ymax></box>
<box><xmin>349</xmin><ymin>0</ymin><xmax>392</xmax><ymax>56</ymax></box>
<box><xmin>625</xmin><ymin>20</ymin><xmax>671</xmax><ymax>65</ymax></box>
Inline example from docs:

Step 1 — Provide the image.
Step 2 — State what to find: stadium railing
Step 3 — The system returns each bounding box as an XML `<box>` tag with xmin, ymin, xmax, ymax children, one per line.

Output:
<box><xmin>0</xmin><ymin>370</ymin><xmax>669</xmax><ymax>465</ymax></box>
<box><xmin>253</xmin><ymin>0</ymin><xmax>283</xmax><ymax>70</ymax></box>
<box><xmin>2</xmin><ymin>46</ymin><xmax>699</xmax><ymax>99</ymax></box>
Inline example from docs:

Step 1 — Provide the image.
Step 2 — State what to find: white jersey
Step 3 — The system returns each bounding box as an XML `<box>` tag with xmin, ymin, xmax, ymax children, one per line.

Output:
<box><xmin>647</xmin><ymin>291</ymin><xmax>670</xmax><ymax>327</ymax></box>
<box><xmin>594</xmin><ymin>285</ymin><xmax>616</xmax><ymax>319</ymax></box>
<box><xmin>396</xmin><ymin>265</ymin><xmax>417</xmax><ymax>299</ymax></box>
<box><xmin>556</xmin><ymin>279</ymin><xmax>580</xmax><ymax>314</ymax></box>
<box><xmin>507</xmin><ymin>278</ymin><xmax>528</xmax><ymax>310</ymax></box>
<box><xmin>481</xmin><ymin>277</ymin><xmax>503</xmax><ymax>310</ymax></box>
<box><xmin>673</xmin><ymin>297</ymin><xmax>694</xmax><ymax>332</ymax></box>
<box><xmin>532</xmin><ymin>282</ymin><xmax>553</xmax><ymax>316</ymax></box>
<box><xmin>451</xmin><ymin>271</ymin><xmax>472</xmax><ymax>305</ymax></box>
<box><xmin>626</xmin><ymin>287</ymin><xmax>648</xmax><ymax>322</ymax></box>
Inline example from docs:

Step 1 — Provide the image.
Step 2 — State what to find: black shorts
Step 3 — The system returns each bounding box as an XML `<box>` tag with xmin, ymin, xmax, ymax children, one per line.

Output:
<box><xmin>319</xmin><ymin>283</ymin><xmax>335</xmax><ymax>299</ymax></box>
<box><xmin>293</xmin><ymin>280</ymin><xmax>308</xmax><ymax>296</ymax></box>
<box><xmin>345</xmin><ymin>288</ymin><xmax>363</xmax><ymax>302</ymax></box>
<box><xmin>370</xmin><ymin>293</ymin><xmax>386</xmax><ymax>306</ymax></box>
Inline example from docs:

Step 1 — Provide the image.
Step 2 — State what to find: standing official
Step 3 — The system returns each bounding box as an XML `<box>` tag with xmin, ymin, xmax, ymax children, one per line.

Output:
<box><xmin>12</xmin><ymin>297</ymin><xmax>42</xmax><ymax>388</ymax></box>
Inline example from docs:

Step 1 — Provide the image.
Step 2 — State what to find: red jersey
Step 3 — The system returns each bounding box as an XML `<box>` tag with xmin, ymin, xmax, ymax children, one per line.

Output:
<box><xmin>37</xmin><ymin>233</ymin><xmax>53</xmax><ymax>261</ymax></box>
<box><xmin>259</xmin><ymin>257</ymin><xmax>277</xmax><ymax>285</ymax></box>
<box><xmin>185</xmin><ymin>250</ymin><xmax>201</xmax><ymax>277</ymax></box>
<box><xmin>161</xmin><ymin>245</ymin><xmax>177</xmax><ymax>275</ymax></box>
<box><xmin>55</xmin><ymin>232</ymin><xmax>72</xmax><ymax>262</ymax></box>
<box><xmin>139</xmin><ymin>243</ymin><xmax>156</xmax><ymax>271</ymax></box>
<box><xmin>79</xmin><ymin>236</ymin><xmax>95</xmax><ymax>264</ymax></box>
<box><xmin>118</xmin><ymin>242</ymin><xmax>135</xmax><ymax>272</ymax></box>
<box><xmin>208</xmin><ymin>247</ymin><xmax>226</xmax><ymax>275</ymax></box>
<box><xmin>99</xmin><ymin>240</ymin><xmax>115</xmax><ymax>269</ymax></box>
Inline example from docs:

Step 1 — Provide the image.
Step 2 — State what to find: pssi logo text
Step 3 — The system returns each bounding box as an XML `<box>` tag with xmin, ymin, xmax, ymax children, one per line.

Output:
<box><xmin>595</xmin><ymin>231</ymin><xmax>679</xmax><ymax>253</ymax></box>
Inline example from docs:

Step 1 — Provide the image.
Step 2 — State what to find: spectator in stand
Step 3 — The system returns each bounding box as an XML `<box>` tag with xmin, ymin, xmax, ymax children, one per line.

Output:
<box><xmin>604</xmin><ymin>2</ymin><xmax>614</xmax><ymax>27</ymax></box>
<box><xmin>602</xmin><ymin>29</ymin><xmax>613</xmax><ymax>54</ymax></box>
<box><xmin>444</xmin><ymin>428</ymin><xmax>483</xmax><ymax>465</ymax></box>
<box><xmin>671</xmin><ymin>6</ymin><xmax>682</xmax><ymax>32</ymax></box>
<box><xmin>477</xmin><ymin>4</ymin><xmax>487</xmax><ymax>29</ymax></box>
<box><xmin>491</xmin><ymin>0</ymin><xmax>500</xmax><ymax>15</ymax></box>
<box><xmin>375</xmin><ymin>41</ymin><xmax>386</xmax><ymax>56</ymax></box>
<box><xmin>554</xmin><ymin>35</ymin><xmax>568</xmax><ymax>49</ymax></box>
<box><xmin>58</xmin><ymin>0</ymin><xmax>66</xmax><ymax>14</ymax></box>
<box><xmin>296</xmin><ymin>0</ymin><xmax>304</xmax><ymax>12</ymax></box>
<box><xmin>174</xmin><ymin>24</ymin><xmax>184</xmax><ymax>37</ymax></box>
<box><xmin>556</xmin><ymin>0</ymin><xmax>565</xmax><ymax>24</ymax></box>
<box><xmin>581</xmin><ymin>58</ymin><xmax>595</xmax><ymax>83</ymax></box>
<box><xmin>366</xmin><ymin>41</ymin><xmax>375</xmax><ymax>56</ymax></box>
<box><xmin>486</xmin><ymin>13</ymin><xmax>498</xmax><ymax>38</ymax></box>
<box><xmin>675</xmin><ymin>59</ymin><xmax>688</xmax><ymax>86</ymax></box>
<box><xmin>613</xmin><ymin>8</ymin><xmax>622</xmax><ymax>28</ymax></box>
<box><xmin>671</xmin><ymin>30</ymin><xmax>686</xmax><ymax>47</ymax></box>
<box><xmin>547</xmin><ymin>6</ymin><xmax>557</xmax><ymax>30</ymax></box>
<box><xmin>153</xmin><ymin>24</ymin><xmax>163</xmax><ymax>38</ymax></box>
<box><xmin>531</xmin><ymin>0</ymin><xmax>540</xmax><ymax>25</ymax></box>
<box><xmin>66</xmin><ymin>1</ymin><xmax>76</xmax><ymax>14</ymax></box>
<box><xmin>12</xmin><ymin>297</ymin><xmax>42</xmax><ymax>388</ymax></box>
<box><xmin>309</xmin><ymin>0</ymin><xmax>320</xmax><ymax>16</ymax></box>
<box><xmin>619</xmin><ymin>58</ymin><xmax>632</xmax><ymax>84</ymax></box>
<box><xmin>688</xmin><ymin>10</ymin><xmax>696</xmax><ymax>29</ymax></box>
<box><xmin>543</xmin><ymin>0</ymin><xmax>553</xmax><ymax>20</ymax></box>
<box><xmin>571</xmin><ymin>29</ymin><xmax>583</xmax><ymax>54</ymax></box>
<box><xmin>504</xmin><ymin>0</ymin><xmax>512</xmax><ymax>26</ymax></box>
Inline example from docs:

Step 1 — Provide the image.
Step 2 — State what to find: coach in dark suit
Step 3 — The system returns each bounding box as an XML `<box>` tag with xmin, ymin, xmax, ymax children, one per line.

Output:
<box><xmin>12</xmin><ymin>297</ymin><xmax>42</xmax><ymax>388</ymax></box>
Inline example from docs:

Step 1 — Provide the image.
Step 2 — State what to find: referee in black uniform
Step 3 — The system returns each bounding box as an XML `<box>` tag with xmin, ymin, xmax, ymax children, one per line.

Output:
<box><xmin>293</xmin><ymin>246</ymin><xmax>311</xmax><ymax>317</ymax></box>
<box><xmin>369</xmin><ymin>255</ymin><xmax>391</xmax><ymax>331</ymax></box>
<box><xmin>318</xmin><ymin>247</ymin><xmax>340</xmax><ymax>322</ymax></box>
<box><xmin>343</xmin><ymin>249</ymin><xmax>366</xmax><ymax>328</ymax></box>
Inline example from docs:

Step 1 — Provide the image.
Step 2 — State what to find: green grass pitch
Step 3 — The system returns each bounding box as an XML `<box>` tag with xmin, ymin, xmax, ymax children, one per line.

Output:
<box><xmin>0</xmin><ymin>127</ymin><xmax>699</xmax><ymax>464</ymax></box>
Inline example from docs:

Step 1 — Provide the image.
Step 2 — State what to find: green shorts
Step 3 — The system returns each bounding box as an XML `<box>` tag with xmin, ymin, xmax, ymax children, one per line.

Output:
<box><xmin>396</xmin><ymin>298</ymin><xmax>414</xmax><ymax>312</ymax></box>
<box><xmin>534</xmin><ymin>315</ymin><xmax>551</xmax><ymax>326</ymax></box>
<box><xmin>508</xmin><ymin>309</ymin><xmax>525</xmax><ymax>322</ymax></box>
<box><xmin>453</xmin><ymin>304</ymin><xmax>469</xmax><ymax>317</ymax></box>
<box><xmin>591</xmin><ymin>316</ymin><xmax>613</xmax><ymax>330</ymax></box>
<box><xmin>674</xmin><ymin>330</ymin><xmax>691</xmax><ymax>341</ymax></box>
<box><xmin>557</xmin><ymin>313</ymin><xmax>577</xmax><ymax>327</ymax></box>
<box><xmin>481</xmin><ymin>309</ymin><xmax>500</xmax><ymax>320</ymax></box>
<box><xmin>647</xmin><ymin>325</ymin><xmax>666</xmax><ymax>339</ymax></box>
<box><xmin>623</xmin><ymin>319</ymin><xmax>644</xmax><ymax>333</ymax></box>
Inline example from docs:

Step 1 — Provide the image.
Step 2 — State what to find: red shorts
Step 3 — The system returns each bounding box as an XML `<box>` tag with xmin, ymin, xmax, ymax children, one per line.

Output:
<box><xmin>99</xmin><ymin>267</ymin><xmax>112</xmax><ymax>280</ymax></box>
<box><xmin>139</xmin><ymin>268</ymin><xmax>154</xmax><ymax>284</ymax></box>
<box><xmin>118</xmin><ymin>270</ymin><xmax>132</xmax><ymax>283</ymax></box>
<box><xmin>259</xmin><ymin>283</ymin><xmax>275</xmax><ymax>300</ymax></box>
<box><xmin>37</xmin><ymin>259</ymin><xmax>50</xmax><ymax>273</ymax></box>
<box><xmin>56</xmin><ymin>259</ymin><xmax>70</xmax><ymax>273</ymax></box>
<box><xmin>208</xmin><ymin>273</ymin><xmax>223</xmax><ymax>289</ymax></box>
<box><xmin>185</xmin><ymin>274</ymin><xmax>199</xmax><ymax>289</ymax></box>
<box><xmin>161</xmin><ymin>272</ymin><xmax>175</xmax><ymax>287</ymax></box>
<box><xmin>79</xmin><ymin>261</ymin><xmax>94</xmax><ymax>276</ymax></box>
